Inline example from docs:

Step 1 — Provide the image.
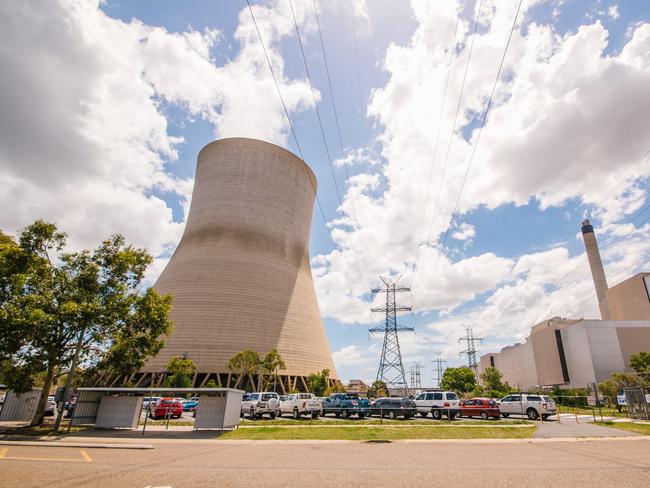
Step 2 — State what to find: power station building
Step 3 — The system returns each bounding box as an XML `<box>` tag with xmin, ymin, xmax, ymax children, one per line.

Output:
<box><xmin>480</xmin><ymin>220</ymin><xmax>650</xmax><ymax>389</ymax></box>
<box><xmin>123</xmin><ymin>138</ymin><xmax>336</xmax><ymax>391</ymax></box>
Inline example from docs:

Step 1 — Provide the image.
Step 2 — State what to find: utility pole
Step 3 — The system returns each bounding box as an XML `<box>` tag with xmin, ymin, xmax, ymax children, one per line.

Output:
<box><xmin>432</xmin><ymin>355</ymin><xmax>447</xmax><ymax>388</ymax></box>
<box><xmin>459</xmin><ymin>325</ymin><xmax>483</xmax><ymax>380</ymax></box>
<box><xmin>369</xmin><ymin>276</ymin><xmax>413</xmax><ymax>396</ymax></box>
<box><xmin>410</xmin><ymin>363</ymin><xmax>423</xmax><ymax>390</ymax></box>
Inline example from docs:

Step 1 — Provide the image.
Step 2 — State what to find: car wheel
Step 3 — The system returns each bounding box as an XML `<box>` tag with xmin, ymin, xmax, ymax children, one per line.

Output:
<box><xmin>419</xmin><ymin>412</ymin><xmax>428</xmax><ymax>417</ymax></box>
<box><xmin>542</xmin><ymin>414</ymin><xmax>549</xmax><ymax>421</ymax></box>
<box><xmin>342</xmin><ymin>410</ymin><xmax>349</xmax><ymax>419</ymax></box>
<box><xmin>320</xmin><ymin>410</ymin><xmax>325</xmax><ymax>417</ymax></box>
<box><xmin>432</xmin><ymin>409</ymin><xmax>442</xmax><ymax>420</ymax></box>
<box><xmin>249</xmin><ymin>409</ymin><xmax>255</xmax><ymax>420</ymax></box>
<box><xmin>501</xmin><ymin>413</ymin><xmax>509</xmax><ymax>418</ymax></box>
<box><xmin>277</xmin><ymin>411</ymin><xmax>282</xmax><ymax>418</ymax></box>
<box><xmin>292</xmin><ymin>409</ymin><xmax>300</xmax><ymax>420</ymax></box>
<box><xmin>335</xmin><ymin>412</ymin><xmax>340</xmax><ymax>418</ymax></box>
<box><xmin>389</xmin><ymin>410</ymin><xmax>396</xmax><ymax>420</ymax></box>
<box><xmin>448</xmin><ymin>413</ymin><xmax>456</xmax><ymax>420</ymax></box>
<box><xmin>358</xmin><ymin>413</ymin><xmax>366</xmax><ymax>419</ymax></box>
<box><xmin>481</xmin><ymin>411</ymin><xmax>489</xmax><ymax>420</ymax></box>
<box><xmin>312</xmin><ymin>412</ymin><xmax>319</xmax><ymax>419</ymax></box>
<box><xmin>270</xmin><ymin>412</ymin><xmax>276</xmax><ymax>419</ymax></box>
<box><xmin>457</xmin><ymin>412</ymin><xmax>463</xmax><ymax>418</ymax></box>
<box><xmin>527</xmin><ymin>408</ymin><xmax>539</xmax><ymax>420</ymax></box>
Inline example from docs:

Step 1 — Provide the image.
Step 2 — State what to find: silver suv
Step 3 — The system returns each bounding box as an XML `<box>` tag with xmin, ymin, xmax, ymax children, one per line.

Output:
<box><xmin>241</xmin><ymin>392</ymin><xmax>281</xmax><ymax>420</ymax></box>
<box><xmin>499</xmin><ymin>393</ymin><xmax>557</xmax><ymax>420</ymax></box>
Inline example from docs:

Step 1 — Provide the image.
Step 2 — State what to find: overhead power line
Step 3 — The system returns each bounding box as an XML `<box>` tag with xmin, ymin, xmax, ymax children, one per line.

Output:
<box><xmin>246</xmin><ymin>0</ymin><xmax>357</xmax><ymax>296</ymax></box>
<box><xmin>289</xmin><ymin>0</ymin><xmax>342</xmax><ymax>204</ymax></box>
<box><xmin>421</xmin><ymin>0</ymin><xmax>485</xmax><ymax>255</ymax></box>
<box><xmin>420</xmin><ymin>0</ymin><xmax>524</xmax><ymax>305</ymax></box>
<box><xmin>412</xmin><ymin>0</ymin><xmax>463</xmax><ymax>287</ymax></box>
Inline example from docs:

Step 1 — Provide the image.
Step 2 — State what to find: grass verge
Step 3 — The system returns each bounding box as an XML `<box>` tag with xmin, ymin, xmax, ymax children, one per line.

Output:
<box><xmin>594</xmin><ymin>422</ymin><xmax>650</xmax><ymax>435</ymax></box>
<box><xmin>220</xmin><ymin>425</ymin><xmax>535</xmax><ymax>440</ymax></box>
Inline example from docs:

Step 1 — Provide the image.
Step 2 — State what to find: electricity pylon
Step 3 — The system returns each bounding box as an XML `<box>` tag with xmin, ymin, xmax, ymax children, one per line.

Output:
<box><xmin>369</xmin><ymin>276</ymin><xmax>413</xmax><ymax>396</ymax></box>
<box><xmin>459</xmin><ymin>325</ymin><xmax>483</xmax><ymax>379</ymax></box>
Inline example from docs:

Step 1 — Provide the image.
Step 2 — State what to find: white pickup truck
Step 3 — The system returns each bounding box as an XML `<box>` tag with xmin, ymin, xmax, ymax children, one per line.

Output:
<box><xmin>279</xmin><ymin>393</ymin><xmax>322</xmax><ymax>419</ymax></box>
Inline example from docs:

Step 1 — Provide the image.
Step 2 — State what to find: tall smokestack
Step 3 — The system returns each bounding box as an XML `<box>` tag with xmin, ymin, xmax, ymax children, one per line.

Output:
<box><xmin>581</xmin><ymin>219</ymin><xmax>611</xmax><ymax>320</ymax></box>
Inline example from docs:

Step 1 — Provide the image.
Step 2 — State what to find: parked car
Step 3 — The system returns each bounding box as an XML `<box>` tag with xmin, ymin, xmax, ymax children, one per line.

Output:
<box><xmin>458</xmin><ymin>397</ymin><xmax>500</xmax><ymax>420</ymax></box>
<box><xmin>414</xmin><ymin>391</ymin><xmax>460</xmax><ymax>420</ymax></box>
<box><xmin>142</xmin><ymin>396</ymin><xmax>162</xmax><ymax>410</ymax></box>
<box><xmin>45</xmin><ymin>395</ymin><xmax>57</xmax><ymax>417</ymax></box>
<box><xmin>149</xmin><ymin>398</ymin><xmax>183</xmax><ymax>420</ymax></box>
<box><xmin>279</xmin><ymin>393</ymin><xmax>322</xmax><ymax>419</ymax></box>
<box><xmin>368</xmin><ymin>397</ymin><xmax>417</xmax><ymax>419</ymax></box>
<box><xmin>499</xmin><ymin>393</ymin><xmax>557</xmax><ymax>420</ymax></box>
<box><xmin>182</xmin><ymin>397</ymin><xmax>199</xmax><ymax>412</ymax></box>
<box><xmin>241</xmin><ymin>392</ymin><xmax>281</xmax><ymax>419</ymax></box>
<box><xmin>321</xmin><ymin>393</ymin><xmax>369</xmax><ymax>419</ymax></box>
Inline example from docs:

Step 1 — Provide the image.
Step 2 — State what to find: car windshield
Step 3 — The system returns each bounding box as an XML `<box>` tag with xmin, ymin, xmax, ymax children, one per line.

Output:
<box><xmin>345</xmin><ymin>394</ymin><xmax>359</xmax><ymax>400</ymax></box>
<box><xmin>261</xmin><ymin>394</ymin><xmax>276</xmax><ymax>401</ymax></box>
<box><xmin>543</xmin><ymin>396</ymin><xmax>554</xmax><ymax>403</ymax></box>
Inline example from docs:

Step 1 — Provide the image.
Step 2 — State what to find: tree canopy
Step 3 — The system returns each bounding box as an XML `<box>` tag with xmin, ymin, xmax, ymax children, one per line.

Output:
<box><xmin>164</xmin><ymin>357</ymin><xmax>196</xmax><ymax>388</ymax></box>
<box><xmin>440</xmin><ymin>367</ymin><xmax>476</xmax><ymax>394</ymax></box>
<box><xmin>306</xmin><ymin>368</ymin><xmax>330</xmax><ymax>397</ymax></box>
<box><xmin>629</xmin><ymin>351</ymin><xmax>650</xmax><ymax>384</ymax></box>
<box><xmin>0</xmin><ymin>220</ymin><xmax>173</xmax><ymax>425</ymax></box>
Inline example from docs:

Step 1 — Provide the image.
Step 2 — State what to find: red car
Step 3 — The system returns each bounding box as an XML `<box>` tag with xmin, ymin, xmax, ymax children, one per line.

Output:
<box><xmin>458</xmin><ymin>398</ymin><xmax>500</xmax><ymax>419</ymax></box>
<box><xmin>149</xmin><ymin>398</ymin><xmax>183</xmax><ymax>420</ymax></box>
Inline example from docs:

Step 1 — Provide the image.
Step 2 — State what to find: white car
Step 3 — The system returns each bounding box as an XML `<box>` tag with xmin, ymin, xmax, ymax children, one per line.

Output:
<box><xmin>45</xmin><ymin>395</ymin><xmax>57</xmax><ymax>417</ymax></box>
<box><xmin>241</xmin><ymin>392</ymin><xmax>280</xmax><ymax>420</ymax></box>
<box><xmin>499</xmin><ymin>393</ymin><xmax>557</xmax><ymax>420</ymax></box>
<box><xmin>279</xmin><ymin>393</ymin><xmax>322</xmax><ymax>419</ymax></box>
<box><xmin>414</xmin><ymin>391</ymin><xmax>461</xmax><ymax>420</ymax></box>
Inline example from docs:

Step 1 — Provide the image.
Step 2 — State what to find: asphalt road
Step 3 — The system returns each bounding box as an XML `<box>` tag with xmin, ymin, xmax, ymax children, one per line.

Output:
<box><xmin>1</xmin><ymin>438</ymin><xmax>649</xmax><ymax>487</ymax></box>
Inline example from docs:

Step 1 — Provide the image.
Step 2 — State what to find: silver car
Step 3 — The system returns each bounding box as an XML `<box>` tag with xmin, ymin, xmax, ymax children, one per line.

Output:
<box><xmin>499</xmin><ymin>393</ymin><xmax>557</xmax><ymax>420</ymax></box>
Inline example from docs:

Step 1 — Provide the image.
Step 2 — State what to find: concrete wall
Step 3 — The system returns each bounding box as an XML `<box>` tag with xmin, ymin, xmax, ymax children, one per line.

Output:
<box><xmin>484</xmin><ymin>339</ymin><xmax>539</xmax><ymax>390</ymax></box>
<box><xmin>606</xmin><ymin>273</ymin><xmax>650</xmax><ymax>320</ymax></box>
<box><xmin>142</xmin><ymin>138</ymin><xmax>336</xmax><ymax>379</ymax></box>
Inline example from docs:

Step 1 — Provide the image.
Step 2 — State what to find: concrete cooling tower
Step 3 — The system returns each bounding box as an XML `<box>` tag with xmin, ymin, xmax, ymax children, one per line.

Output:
<box><xmin>133</xmin><ymin>138</ymin><xmax>337</xmax><ymax>391</ymax></box>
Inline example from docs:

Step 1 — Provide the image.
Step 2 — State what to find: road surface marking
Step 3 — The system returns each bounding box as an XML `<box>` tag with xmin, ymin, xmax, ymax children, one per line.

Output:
<box><xmin>0</xmin><ymin>447</ymin><xmax>92</xmax><ymax>463</ymax></box>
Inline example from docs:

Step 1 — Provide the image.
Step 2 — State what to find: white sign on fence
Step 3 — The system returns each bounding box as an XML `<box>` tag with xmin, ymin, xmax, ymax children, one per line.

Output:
<box><xmin>617</xmin><ymin>394</ymin><xmax>627</xmax><ymax>405</ymax></box>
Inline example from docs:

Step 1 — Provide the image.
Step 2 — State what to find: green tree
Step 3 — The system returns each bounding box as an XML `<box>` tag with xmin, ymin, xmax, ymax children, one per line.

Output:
<box><xmin>440</xmin><ymin>367</ymin><xmax>476</xmax><ymax>394</ymax></box>
<box><xmin>306</xmin><ymin>368</ymin><xmax>330</xmax><ymax>396</ymax></box>
<box><xmin>629</xmin><ymin>351</ymin><xmax>650</xmax><ymax>383</ymax></box>
<box><xmin>226</xmin><ymin>350</ymin><xmax>261</xmax><ymax>390</ymax></box>
<box><xmin>0</xmin><ymin>221</ymin><xmax>173</xmax><ymax>426</ymax></box>
<box><xmin>164</xmin><ymin>357</ymin><xmax>196</xmax><ymax>388</ymax></box>
<box><xmin>261</xmin><ymin>349</ymin><xmax>286</xmax><ymax>392</ymax></box>
<box><xmin>367</xmin><ymin>380</ymin><xmax>388</xmax><ymax>398</ymax></box>
<box><xmin>480</xmin><ymin>367</ymin><xmax>507</xmax><ymax>392</ymax></box>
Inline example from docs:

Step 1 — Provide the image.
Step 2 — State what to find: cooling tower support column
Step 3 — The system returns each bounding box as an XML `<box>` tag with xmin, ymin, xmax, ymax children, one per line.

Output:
<box><xmin>581</xmin><ymin>219</ymin><xmax>611</xmax><ymax>320</ymax></box>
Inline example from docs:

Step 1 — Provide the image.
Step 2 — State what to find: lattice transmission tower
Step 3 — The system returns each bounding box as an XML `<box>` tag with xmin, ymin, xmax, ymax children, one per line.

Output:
<box><xmin>432</xmin><ymin>355</ymin><xmax>447</xmax><ymax>388</ymax></box>
<box><xmin>410</xmin><ymin>363</ymin><xmax>423</xmax><ymax>390</ymax></box>
<box><xmin>459</xmin><ymin>325</ymin><xmax>483</xmax><ymax>379</ymax></box>
<box><xmin>369</xmin><ymin>276</ymin><xmax>413</xmax><ymax>395</ymax></box>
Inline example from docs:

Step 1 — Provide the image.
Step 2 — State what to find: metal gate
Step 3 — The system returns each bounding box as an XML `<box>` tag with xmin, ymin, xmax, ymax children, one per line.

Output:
<box><xmin>624</xmin><ymin>387</ymin><xmax>650</xmax><ymax>420</ymax></box>
<box><xmin>0</xmin><ymin>390</ymin><xmax>41</xmax><ymax>422</ymax></box>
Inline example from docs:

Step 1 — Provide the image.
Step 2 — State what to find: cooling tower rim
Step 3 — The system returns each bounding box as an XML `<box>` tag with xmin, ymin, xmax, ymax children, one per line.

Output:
<box><xmin>198</xmin><ymin>137</ymin><xmax>318</xmax><ymax>192</ymax></box>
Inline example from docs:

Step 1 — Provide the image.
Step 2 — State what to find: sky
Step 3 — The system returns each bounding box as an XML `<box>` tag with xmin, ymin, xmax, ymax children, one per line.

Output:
<box><xmin>1</xmin><ymin>0</ymin><xmax>650</xmax><ymax>386</ymax></box>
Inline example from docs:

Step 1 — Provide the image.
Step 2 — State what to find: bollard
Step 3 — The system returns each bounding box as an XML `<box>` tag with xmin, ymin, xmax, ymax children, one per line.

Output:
<box><xmin>557</xmin><ymin>402</ymin><xmax>561</xmax><ymax>424</ymax></box>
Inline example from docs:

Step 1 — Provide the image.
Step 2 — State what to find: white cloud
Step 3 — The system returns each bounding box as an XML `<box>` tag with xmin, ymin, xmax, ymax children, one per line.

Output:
<box><xmin>608</xmin><ymin>5</ymin><xmax>620</xmax><ymax>20</ymax></box>
<box><xmin>451</xmin><ymin>222</ymin><xmax>476</xmax><ymax>241</ymax></box>
<box><xmin>312</xmin><ymin>0</ymin><xmax>650</xmax><ymax>332</ymax></box>
<box><xmin>0</xmin><ymin>0</ymin><xmax>351</xmax><ymax>267</ymax></box>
